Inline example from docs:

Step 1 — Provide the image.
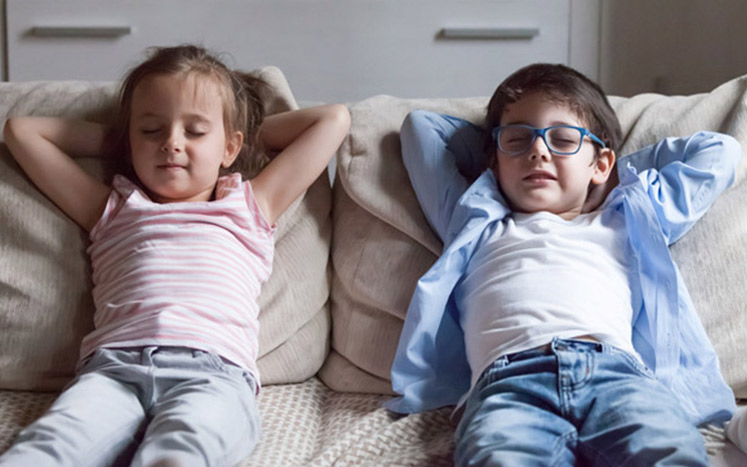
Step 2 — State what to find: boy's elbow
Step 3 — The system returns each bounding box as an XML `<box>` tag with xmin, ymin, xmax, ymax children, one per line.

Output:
<box><xmin>711</xmin><ymin>132</ymin><xmax>742</xmax><ymax>181</ymax></box>
<box><xmin>697</xmin><ymin>131</ymin><xmax>741</xmax><ymax>157</ymax></box>
<box><xmin>402</xmin><ymin>110</ymin><xmax>431</xmax><ymax>136</ymax></box>
<box><xmin>720</xmin><ymin>133</ymin><xmax>742</xmax><ymax>168</ymax></box>
<box><xmin>400</xmin><ymin>111</ymin><xmax>432</xmax><ymax>159</ymax></box>
<box><xmin>692</xmin><ymin>131</ymin><xmax>742</xmax><ymax>178</ymax></box>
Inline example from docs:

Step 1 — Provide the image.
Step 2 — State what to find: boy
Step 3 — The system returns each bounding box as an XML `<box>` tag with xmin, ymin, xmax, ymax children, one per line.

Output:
<box><xmin>387</xmin><ymin>63</ymin><xmax>739</xmax><ymax>465</ymax></box>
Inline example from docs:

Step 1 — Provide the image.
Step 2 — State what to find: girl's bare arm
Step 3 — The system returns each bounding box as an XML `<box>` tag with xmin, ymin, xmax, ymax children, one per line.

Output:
<box><xmin>251</xmin><ymin>104</ymin><xmax>350</xmax><ymax>225</ymax></box>
<box><xmin>3</xmin><ymin>117</ymin><xmax>112</xmax><ymax>232</ymax></box>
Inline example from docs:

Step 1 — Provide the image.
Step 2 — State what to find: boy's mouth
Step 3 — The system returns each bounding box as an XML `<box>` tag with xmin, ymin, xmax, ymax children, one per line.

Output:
<box><xmin>524</xmin><ymin>170</ymin><xmax>556</xmax><ymax>181</ymax></box>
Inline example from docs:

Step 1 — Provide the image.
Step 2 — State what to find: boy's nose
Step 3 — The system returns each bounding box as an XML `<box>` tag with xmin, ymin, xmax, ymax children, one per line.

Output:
<box><xmin>528</xmin><ymin>136</ymin><xmax>551</xmax><ymax>161</ymax></box>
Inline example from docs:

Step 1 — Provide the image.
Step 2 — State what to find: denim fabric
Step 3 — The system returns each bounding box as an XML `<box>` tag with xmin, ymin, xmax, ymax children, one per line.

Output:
<box><xmin>0</xmin><ymin>346</ymin><xmax>261</xmax><ymax>467</ymax></box>
<box><xmin>454</xmin><ymin>338</ymin><xmax>708</xmax><ymax>467</ymax></box>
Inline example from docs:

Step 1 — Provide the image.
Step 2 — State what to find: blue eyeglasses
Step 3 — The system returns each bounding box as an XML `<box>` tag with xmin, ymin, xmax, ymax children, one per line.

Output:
<box><xmin>492</xmin><ymin>125</ymin><xmax>606</xmax><ymax>156</ymax></box>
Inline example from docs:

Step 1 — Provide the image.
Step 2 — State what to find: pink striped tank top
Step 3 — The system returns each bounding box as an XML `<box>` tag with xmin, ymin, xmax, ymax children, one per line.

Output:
<box><xmin>83</xmin><ymin>173</ymin><xmax>275</xmax><ymax>382</ymax></box>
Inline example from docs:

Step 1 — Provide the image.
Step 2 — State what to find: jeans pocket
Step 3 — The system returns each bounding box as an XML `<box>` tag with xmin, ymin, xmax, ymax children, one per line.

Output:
<box><xmin>612</xmin><ymin>347</ymin><xmax>654</xmax><ymax>379</ymax></box>
<box><xmin>76</xmin><ymin>348</ymin><xmax>110</xmax><ymax>373</ymax></box>
<box><xmin>481</xmin><ymin>356</ymin><xmax>507</xmax><ymax>384</ymax></box>
<box><xmin>192</xmin><ymin>349</ymin><xmax>229</xmax><ymax>373</ymax></box>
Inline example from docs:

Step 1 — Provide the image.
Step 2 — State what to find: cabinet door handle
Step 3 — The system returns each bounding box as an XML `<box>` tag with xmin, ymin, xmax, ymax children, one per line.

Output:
<box><xmin>440</xmin><ymin>27</ymin><xmax>539</xmax><ymax>40</ymax></box>
<box><xmin>30</xmin><ymin>26</ymin><xmax>132</xmax><ymax>38</ymax></box>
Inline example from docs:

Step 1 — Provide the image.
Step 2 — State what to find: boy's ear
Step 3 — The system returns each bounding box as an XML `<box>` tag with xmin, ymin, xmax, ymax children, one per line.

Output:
<box><xmin>490</xmin><ymin>149</ymin><xmax>500</xmax><ymax>176</ymax></box>
<box><xmin>591</xmin><ymin>148</ymin><xmax>616</xmax><ymax>185</ymax></box>
<box><xmin>222</xmin><ymin>131</ymin><xmax>244</xmax><ymax>168</ymax></box>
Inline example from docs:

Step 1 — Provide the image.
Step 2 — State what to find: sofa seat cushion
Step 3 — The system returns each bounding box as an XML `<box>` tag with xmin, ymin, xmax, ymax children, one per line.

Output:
<box><xmin>2</xmin><ymin>379</ymin><xmax>744</xmax><ymax>466</ymax></box>
<box><xmin>0</xmin><ymin>378</ymin><xmax>455</xmax><ymax>466</ymax></box>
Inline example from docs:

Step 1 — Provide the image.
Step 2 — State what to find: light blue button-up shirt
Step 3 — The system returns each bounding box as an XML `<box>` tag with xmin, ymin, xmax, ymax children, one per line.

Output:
<box><xmin>386</xmin><ymin>110</ymin><xmax>740</xmax><ymax>426</ymax></box>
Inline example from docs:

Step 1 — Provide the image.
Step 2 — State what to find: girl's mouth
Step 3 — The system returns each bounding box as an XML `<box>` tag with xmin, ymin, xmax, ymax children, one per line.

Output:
<box><xmin>158</xmin><ymin>163</ymin><xmax>185</xmax><ymax>170</ymax></box>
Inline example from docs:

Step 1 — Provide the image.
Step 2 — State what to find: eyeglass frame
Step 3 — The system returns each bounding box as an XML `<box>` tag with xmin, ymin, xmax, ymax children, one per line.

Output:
<box><xmin>491</xmin><ymin>124</ymin><xmax>607</xmax><ymax>156</ymax></box>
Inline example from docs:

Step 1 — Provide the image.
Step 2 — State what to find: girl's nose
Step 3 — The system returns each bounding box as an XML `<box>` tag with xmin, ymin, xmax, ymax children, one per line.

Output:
<box><xmin>161</xmin><ymin>131</ymin><xmax>183</xmax><ymax>153</ymax></box>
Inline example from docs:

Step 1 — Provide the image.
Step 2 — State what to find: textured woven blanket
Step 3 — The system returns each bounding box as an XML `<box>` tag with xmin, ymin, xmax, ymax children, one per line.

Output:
<box><xmin>2</xmin><ymin>377</ymin><xmax>746</xmax><ymax>466</ymax></box>
<box><xmin>0</xmin><ymin>378</ymin><xmax>453</xmax><ymax>466</ymax></box>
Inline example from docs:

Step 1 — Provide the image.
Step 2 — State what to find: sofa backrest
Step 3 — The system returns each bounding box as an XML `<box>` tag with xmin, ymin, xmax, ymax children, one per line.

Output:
<box><xmin>1</xmin><ymin>67</ymin><xmax>745</xmax><ymax>403</ymax></box>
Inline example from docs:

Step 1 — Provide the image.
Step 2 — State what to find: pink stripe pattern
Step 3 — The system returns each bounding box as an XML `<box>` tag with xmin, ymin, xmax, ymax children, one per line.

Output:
<box><xmin>83</xmin><ymin>174</ymin><xmax>275</xmax><ymax>382</ymax></box>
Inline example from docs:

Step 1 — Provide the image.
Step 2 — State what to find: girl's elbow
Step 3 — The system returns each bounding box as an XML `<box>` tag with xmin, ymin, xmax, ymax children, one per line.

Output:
<box><xmin>327</xmin><ymin>103</ymin><xmax>351</xmax><ymax>134</ymax></box>
<box><xmin>3</xmin><ymin>117</ymin><xmax>19</xmax><ymax>142</ymax></box>
<box><xmin>3</xmin><ymin>117</ymin><xmax>28</xmax><ymax>153</ymax></box>
<box><xmin>4</xmin><ymin>117</ymin><xmax>39</xmax><ymax>144</ymax></box>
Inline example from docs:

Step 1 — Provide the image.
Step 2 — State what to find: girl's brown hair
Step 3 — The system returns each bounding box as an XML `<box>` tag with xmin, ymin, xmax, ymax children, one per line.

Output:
<box><xmin>109</xmin><ymin>44</ymin><xmax>269</xmax><ymax>180</ymax></box>
<box><xmin>483</xmin><ymin>63</ymin><xmax>622</xmax><ymax>170</ymax></box>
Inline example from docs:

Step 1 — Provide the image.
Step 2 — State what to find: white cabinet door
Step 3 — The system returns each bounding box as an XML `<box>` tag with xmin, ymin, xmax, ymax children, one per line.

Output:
<box><xmin>7</xmin><ymin>0</ymin><xmax>575</xmax><ymax>101</ymax></box>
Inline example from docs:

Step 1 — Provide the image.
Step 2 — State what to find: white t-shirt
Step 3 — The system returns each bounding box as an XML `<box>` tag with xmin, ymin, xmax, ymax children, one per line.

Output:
<box><xmin>459</xmin><ymin>210</ymin><xmax>636</xmax><ymax>386</ymax></box>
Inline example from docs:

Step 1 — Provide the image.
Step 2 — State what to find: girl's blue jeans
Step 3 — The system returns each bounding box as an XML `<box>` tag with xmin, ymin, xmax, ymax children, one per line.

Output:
<box><xmin>0</xmin><ymin>346</ymin><xmax>261</xmax><ymax>467</ymax></box>
<box><xmin>455</xmin><ymin>337</ymin><xmax>708</xmax><ymax>466</ymax></box>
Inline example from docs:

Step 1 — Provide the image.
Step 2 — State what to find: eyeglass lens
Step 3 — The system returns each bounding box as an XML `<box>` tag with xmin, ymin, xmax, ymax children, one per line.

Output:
<box><xmin>499</xmin><ymin>127</ymin><xmax>583</xmax><ymax>154</ymax></box>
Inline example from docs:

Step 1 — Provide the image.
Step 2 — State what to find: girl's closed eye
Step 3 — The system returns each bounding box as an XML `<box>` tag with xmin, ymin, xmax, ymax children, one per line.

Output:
<box><xmin>186</xmin><ymin>126</ymin><xmax>207</xmax><ymax>137</ymax></box>
<box><xmin>141</xmin><ymin>127</ymin><xmax>162</xmax><ymax>135</ymax></box>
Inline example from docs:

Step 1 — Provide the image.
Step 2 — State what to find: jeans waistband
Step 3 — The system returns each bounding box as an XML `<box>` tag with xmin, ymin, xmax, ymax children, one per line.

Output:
<box><xmin>502</xmin><ymin>337</ymin><xmax>604</xmax><ymax>364</ymax></box>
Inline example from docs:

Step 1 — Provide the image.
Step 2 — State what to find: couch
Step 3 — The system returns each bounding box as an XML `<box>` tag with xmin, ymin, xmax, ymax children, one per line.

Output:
<box><xmin>0</xmin><ymin>66</ymin><xmax>746</xmax><ymax>466</ymax></box>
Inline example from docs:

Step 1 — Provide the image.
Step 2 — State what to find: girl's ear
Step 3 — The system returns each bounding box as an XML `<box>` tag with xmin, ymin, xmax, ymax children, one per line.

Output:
<box><xmin>222</xmin><ymin>130</ymin><xmax>244</xmax><ymax>168</ymax></box>
<box><xmin>591</xmin><ymin>148</ymin><xmax>616</xmax><ymax>185</ymax></box>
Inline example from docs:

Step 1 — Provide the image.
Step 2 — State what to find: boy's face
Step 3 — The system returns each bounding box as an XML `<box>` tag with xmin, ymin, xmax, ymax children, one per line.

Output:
<box><xmin>492</xmin><ymin>92</ymin><xmax>615</xmax><ymax>220</ymax></box>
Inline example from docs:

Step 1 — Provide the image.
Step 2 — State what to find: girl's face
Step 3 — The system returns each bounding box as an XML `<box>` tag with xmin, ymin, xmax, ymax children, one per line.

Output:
<box><xmin>492</xmin><ymin>92</ymin><xmax>614</xmax><ymax>220</ymax></box>
<box><xmin>128</xmin><ymin>73</ymin><xmax>242</xmax><ymax>203</ymax></box>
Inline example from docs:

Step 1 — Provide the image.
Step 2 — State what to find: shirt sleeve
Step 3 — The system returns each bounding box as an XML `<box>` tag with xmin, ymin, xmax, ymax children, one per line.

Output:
<box><xmin>400</xmin><ymin>110</ymin><xmax>485</xmax><ymax>242</ymax></box>
<box><xmin>621</xmin><ymin>131</ymin><xmax>741</xmax><ymax>244</ymax></box>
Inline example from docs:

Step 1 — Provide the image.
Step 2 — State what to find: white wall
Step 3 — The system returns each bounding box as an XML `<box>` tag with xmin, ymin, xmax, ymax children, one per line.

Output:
<box><xmin>4</xmin><ymin>0</ymin><xmax>746</xmax><ymax>98</ymax></box>
<box><xmin>599</xmin><ymin>0</ymin><xmax>747</xmax><ymax>96</ymax></box>
<box><xmin>0</xmin><ymin>0</ymin><xmax>6</xmax><ymax>81</ymax></box>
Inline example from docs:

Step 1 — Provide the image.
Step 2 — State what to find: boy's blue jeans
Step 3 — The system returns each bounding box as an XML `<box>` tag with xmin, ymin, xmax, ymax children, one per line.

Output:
<box><xmin>0</xmin><ymin>346</ymin><xmax>261</xmax><ymax>467</ymax></box>
<box><xmin>454</xmin><ymin>338</ymin><xmax>708</xmax><ymax>466</ymax></box>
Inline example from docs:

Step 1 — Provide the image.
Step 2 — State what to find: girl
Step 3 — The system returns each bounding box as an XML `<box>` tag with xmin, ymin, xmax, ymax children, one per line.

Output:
<box><xmin>0</xmin><ymin>45</ymin><xmax>349</xmax><ymax>467</ymax></box>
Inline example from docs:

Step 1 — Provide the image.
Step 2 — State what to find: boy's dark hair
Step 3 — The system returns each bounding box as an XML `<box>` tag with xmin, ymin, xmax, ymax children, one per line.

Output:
<box><xmin>109</xmin><ymin>44</ymin><xmax>269</xmax><ymax>180</ymax></box>
<box><xmin>483</xmin><ymin>63</ymin><xmax>622</xmax><ymax>169</ymax></box>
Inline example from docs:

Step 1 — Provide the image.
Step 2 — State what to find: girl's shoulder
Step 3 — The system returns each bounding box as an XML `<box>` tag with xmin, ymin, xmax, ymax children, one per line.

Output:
<box><xmin>214</xmin><ymin>172</ymin><xmax>244</xmax><ymax>200</ymax></box>
<box><xmin>111</xmin><ymin>174</ymin><xmax>139</xmax><ymax>196</ymax></box>
<box><xmin>217</xmin><ymin>172</ymin><xmax>275</xmax><ymax>232</ymax></box>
